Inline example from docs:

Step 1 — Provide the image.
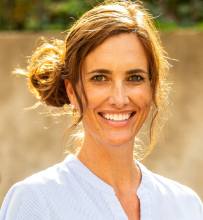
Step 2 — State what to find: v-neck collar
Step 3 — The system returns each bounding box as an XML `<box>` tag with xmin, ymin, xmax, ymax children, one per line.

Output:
<box><xmin>64</xmin><ymin>153</ymin><xmax>152</xmax><ymax>219</ymax></box>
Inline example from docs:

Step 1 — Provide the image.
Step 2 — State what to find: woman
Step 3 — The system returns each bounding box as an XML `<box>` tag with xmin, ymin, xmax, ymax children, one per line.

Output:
<box><xmin>0</xmin><ymin>1</ymin><xmax>202</xmax><ymax>220</ymax></box>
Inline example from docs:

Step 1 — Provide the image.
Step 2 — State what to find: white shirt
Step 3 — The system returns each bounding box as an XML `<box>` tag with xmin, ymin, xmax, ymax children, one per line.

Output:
<box><xmin>0</xmin><ymin>154</ymin><xmax>203</xmax><ymax>220</ymax></box>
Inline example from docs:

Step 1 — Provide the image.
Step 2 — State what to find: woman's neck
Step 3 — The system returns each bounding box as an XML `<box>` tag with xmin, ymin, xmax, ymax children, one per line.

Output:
<box><xmin>77</xmin><ymin>138</ymin><xmax>141</xmax><ymax>195</ymax></box>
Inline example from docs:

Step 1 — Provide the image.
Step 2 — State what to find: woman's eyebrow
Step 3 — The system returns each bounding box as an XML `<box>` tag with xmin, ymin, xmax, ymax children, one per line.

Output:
<box><xmin>87</xmin><ymin>69</ymin><xmax>111</xmax><ymax>75</ymax></box>
<box><xmin>126</xmin><ymin>68</ymin><xmax>148</xmax><ymax>75</ymax></box>
<box><xmin>87</xmin><ymin>68</ymin><xmax>148</xmax><ymax>75</ymax></box>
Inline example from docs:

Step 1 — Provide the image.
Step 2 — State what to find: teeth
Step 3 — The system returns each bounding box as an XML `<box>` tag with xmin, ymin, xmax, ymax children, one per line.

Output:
<box><xmin>102</xmin><ymin>113</ymin><xmax>131</xmax><ymax>121</ymax></box>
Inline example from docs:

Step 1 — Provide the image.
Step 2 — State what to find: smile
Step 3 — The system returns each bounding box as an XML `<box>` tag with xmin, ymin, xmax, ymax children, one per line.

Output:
<box><xmin>99</xmin><ymin>112</ymin><xmax>135</xmax><ymax>122</ymax></box>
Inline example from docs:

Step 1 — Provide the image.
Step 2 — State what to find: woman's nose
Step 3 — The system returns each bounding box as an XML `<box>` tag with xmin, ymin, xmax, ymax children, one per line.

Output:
<box><xmin>108</xmin><ymin>82</ymin><xmax>129</xmax><ymax>108</ymax></box>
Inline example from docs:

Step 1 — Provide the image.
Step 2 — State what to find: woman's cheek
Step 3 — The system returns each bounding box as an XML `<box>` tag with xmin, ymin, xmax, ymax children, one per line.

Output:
<box><xmin>86</xmin><ymin>85</ymin><xmax>109</xmax><ymax>107</ymax></box>
<box><xmin>131</xmin><ymin>86</ymin><xmax>152</xmax><ymax>106</ymax></box>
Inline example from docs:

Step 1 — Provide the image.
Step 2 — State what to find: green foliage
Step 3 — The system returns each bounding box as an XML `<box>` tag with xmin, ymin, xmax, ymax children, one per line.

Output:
<box><xmin>0</xmin><ymin>0</ymin><xmax>202</xmax><ymax>31</ymax></box>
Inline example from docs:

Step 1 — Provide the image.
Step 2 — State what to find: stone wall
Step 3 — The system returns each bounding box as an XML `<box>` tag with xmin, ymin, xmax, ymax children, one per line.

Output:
<box><xmin>0</xmin><ymin>31</ymin><xmax>203</xmax><ymax>204</ymax></box>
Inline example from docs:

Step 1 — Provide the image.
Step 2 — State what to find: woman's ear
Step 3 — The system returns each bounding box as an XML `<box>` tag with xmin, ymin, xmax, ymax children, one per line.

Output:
<box><xmin>64</xmin><ymin>80</ymin><xmax>78</xmax><ymax>108</ymax></box>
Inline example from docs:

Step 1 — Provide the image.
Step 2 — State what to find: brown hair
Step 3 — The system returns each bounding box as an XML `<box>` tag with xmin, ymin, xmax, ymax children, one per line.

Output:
<box><xmin>17</xmin><ymin>0</ymin><xmax>170</xmax><ymax>158</ymax></box>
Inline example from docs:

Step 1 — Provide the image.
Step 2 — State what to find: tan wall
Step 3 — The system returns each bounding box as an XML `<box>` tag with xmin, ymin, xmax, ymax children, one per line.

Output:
<box><xmin>0</xmin><ymin>31</ymin><xmax>203</xmax><ymax>204</ymax></box>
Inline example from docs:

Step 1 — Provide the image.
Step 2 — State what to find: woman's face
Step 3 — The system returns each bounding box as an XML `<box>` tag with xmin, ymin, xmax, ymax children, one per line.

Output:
<box><xmin>67</xmin><ymin>33</ymin><xmax>152</xmax><ymax>147</ymax></box>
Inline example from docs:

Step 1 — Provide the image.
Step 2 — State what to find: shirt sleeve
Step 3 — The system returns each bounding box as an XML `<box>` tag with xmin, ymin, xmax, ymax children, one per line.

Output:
<box><xmin>192</xmin><ymin>192</ymin><xmax>203</xmax><ymax>220</ymax></box>
<box><xmin>0</xmin><ymin>182</ymin><xmax>49</xmax><ymax>220</ymax></box>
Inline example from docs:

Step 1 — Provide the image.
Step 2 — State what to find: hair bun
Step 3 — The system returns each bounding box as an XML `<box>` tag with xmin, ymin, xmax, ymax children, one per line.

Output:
<box><xmin>25</xmin><ymin>38</ymin><xmax>69</xmax><ymax>107</ymax></box>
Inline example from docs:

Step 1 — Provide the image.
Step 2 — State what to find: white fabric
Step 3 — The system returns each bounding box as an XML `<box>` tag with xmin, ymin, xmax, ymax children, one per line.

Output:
<box><xmin>0</xmin><ymin>154</ymin><xmax>203</xmax><ymax>220</ymax></box>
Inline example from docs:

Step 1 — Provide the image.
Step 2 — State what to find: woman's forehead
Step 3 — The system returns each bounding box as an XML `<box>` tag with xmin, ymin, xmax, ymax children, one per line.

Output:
<box><xmin>83</xmin><ymin>33</ymin><xmax>148</xmax><ymax>72</ymax></box>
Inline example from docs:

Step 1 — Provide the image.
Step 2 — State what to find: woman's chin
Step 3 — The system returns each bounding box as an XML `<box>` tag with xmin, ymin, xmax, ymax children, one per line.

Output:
<box><xmin>101</xmin><ymin>133</ymin><xmax>135</xmax><ymax>148</ymax></box>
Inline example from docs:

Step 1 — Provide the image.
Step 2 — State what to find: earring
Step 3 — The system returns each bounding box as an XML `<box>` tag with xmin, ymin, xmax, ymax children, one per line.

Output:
<box><xmin>71</xmin><ymin>105</ymin><xmax>80</xmax><ymax>125</ymax></box>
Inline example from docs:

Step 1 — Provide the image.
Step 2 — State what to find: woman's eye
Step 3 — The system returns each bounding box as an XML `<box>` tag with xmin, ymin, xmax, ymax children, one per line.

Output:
<box><xmin>91</xmin><ymin>75</ymin><xmax>107</xmax><ymax>82</ymax></box>
<box><xmin>128</xmin><ymin>75</ymin><xmax>144</xmax><ymax>82</ymax></box>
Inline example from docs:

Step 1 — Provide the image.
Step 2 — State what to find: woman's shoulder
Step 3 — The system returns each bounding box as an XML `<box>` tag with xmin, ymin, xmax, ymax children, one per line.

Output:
<box><xmin>9</xmin><ymin>156</ymin><xmax>70</xmax><ymax>189</ymax></box>
<box><xmin>138</xmin><ymin>162</ymin><xmax>203</xmax><ymax>218</ymax></box>
<box><xmin>138</xmin><ymin>162</ymin><xmax>199</xmax><ymax>197</ymax></box>
<box><xmin>149</xmin><ymin>168</ymin><xmax>200</xmax><ymax>201</ymax></box>
<box><xmin>0</xmin><ymin>154</ymin><xmax>77</xmax><ymax>219</ymax></box>
<box><xmin>6</xmin><ymin>154</ymin><xmax>78</xmax><ymax>196</ymax></box>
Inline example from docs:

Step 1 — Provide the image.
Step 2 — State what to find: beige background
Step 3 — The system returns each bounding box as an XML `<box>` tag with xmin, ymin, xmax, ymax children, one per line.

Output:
<box><xmin>0</xmin><ymin>31</ymin><xmax>203</xmax><ymax>204</ymax></box>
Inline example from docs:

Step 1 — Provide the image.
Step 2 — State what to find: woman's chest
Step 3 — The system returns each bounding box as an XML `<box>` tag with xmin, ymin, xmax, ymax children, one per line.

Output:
<box><xmin>117</xmin><ymin>194</ymin><xmax>140</xmax><ymax>220</ymax></box>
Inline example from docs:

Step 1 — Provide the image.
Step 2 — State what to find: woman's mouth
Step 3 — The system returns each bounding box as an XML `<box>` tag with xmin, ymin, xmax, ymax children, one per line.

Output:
<box><xmin>98</xmin><ymin>112</ymin><xmax>136</xmax><ymax>122</ymax></box>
